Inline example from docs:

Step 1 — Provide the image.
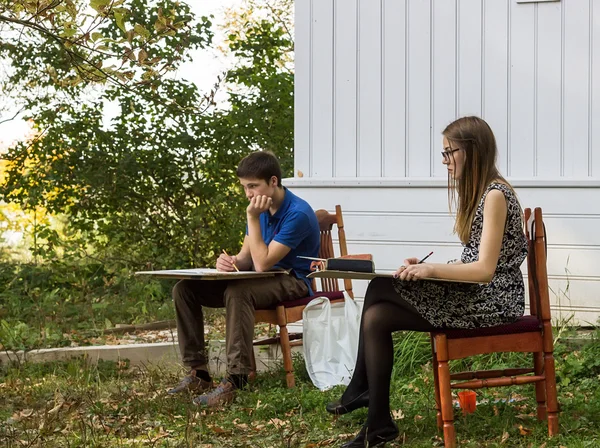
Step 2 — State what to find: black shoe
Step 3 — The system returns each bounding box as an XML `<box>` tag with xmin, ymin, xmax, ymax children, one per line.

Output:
<box><xmin>326</xmin><ymin>390</ymin><xmax>369</xmax><ymax>415</ymax></box>
<box><xmin>340</xmin><ymin>421</ymin><xmax>399</xmax><ymax>448</ymax></box>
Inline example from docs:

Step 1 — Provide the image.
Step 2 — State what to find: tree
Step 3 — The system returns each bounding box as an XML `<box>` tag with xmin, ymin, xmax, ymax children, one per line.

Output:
<box><xmin>0</xmin><ymin>0</ymin><xmax>212</xmax><ymax>90</ymax></box>
<box><xmin>0</xmin><ymin>0</ymin><xmax>295</xmax><ymax>269</ymax></box>
<box><xmin>221</xmin><ymin>0</ymin><xmax>294</xmax><ymax>176</ymax></box>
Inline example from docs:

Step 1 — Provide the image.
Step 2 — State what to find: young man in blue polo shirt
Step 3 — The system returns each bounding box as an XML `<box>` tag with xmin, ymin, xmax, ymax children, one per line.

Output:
<box><xmin>169</xmin><ymin>151</ymin><xmax>320</xmax><ymax>407</ymax></box>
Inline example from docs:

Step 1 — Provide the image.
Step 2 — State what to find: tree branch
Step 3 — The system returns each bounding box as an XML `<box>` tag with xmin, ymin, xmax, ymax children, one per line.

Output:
<box><xmin>0</xmin><ymin>106</ymin><xmax>25</xmax><ymax>125</ymax></box>
<box><xmin>0</xmin><ymin>12</ymin><xmax>214</xmax><ymax>117</ymax></box>
<box><xmin>264</xmin><ymin>1</ymin><xmax>293</xmax><ymax>43</ymax></box>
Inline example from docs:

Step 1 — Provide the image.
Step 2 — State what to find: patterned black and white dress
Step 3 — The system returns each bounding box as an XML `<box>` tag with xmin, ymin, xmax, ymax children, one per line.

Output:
<box><xmin>391</xmin><ymin>182</ymin><xmax>528</xmax><ymax>329</ymax></box>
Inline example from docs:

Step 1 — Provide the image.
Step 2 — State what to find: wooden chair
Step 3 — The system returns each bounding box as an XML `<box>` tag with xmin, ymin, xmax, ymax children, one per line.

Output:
<box><xmin>430</xmin><ymin>207</ymin><xmax>559</xmax><ymax>448</ymax></box>
<box><xmin>251</xmin><ymin>205</ymin><xmax>354</xmax><ymax>388</ymax></box>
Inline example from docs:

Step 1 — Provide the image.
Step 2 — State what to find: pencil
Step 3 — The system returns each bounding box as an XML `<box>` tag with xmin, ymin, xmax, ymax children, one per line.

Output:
<box><xmin>222</xmin><ymin>250</ymin><xmax>240</xmax><ymax>272</ymax></box>
<box><xmin>418</xmin><ymin>251</ymin><xmax>434</xmax><ymax>264</ymax></box>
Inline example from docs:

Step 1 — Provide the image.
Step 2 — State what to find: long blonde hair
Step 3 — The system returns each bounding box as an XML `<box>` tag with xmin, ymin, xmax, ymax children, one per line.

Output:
<box><xmin>443</xmin><ymin>116</ymin><xmax>508</xmax><ymax>244</ymax></box>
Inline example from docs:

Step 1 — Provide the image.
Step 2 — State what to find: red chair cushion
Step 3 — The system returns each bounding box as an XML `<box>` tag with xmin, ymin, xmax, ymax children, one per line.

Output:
<box><xmin>437</xmin><ymin>315</ymin><xmax>541</xmax><ymax>339</ymax></box>
<box><xmin>276</xmin><ymin>290</ymin><xmax>345</xmax><ymax>309</ymax></box>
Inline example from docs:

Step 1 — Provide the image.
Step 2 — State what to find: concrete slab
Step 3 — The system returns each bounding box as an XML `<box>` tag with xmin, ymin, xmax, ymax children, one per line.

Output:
<box><xmin>0</xmin><ymin>340</ymin><xmax>302</xmax><ymax>375</ymax></box>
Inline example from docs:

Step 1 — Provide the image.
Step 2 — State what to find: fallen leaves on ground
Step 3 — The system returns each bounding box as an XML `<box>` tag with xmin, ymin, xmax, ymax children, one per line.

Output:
<box><xmin>208</xmin><ymin>424</ymin><xmax>230</xmax><ymax>435</ymax></box>
<box><xmin>268</xmin><ymin>418</ymin><xmax>288</xmax><ymax>428</ymax></box>
<box><xmin>515</xmin><ymin>413</ymin><xmax>536</xmax><ymax>420</ymax></box>
<box><xmin>517</xmin><ymin>424</ymin><xmax>532</xmax><ymax>436</ymax></box>
<box><xmin>304</xmin><ymin>438</ymin><xmax>336</xmax><ymax>447</ymax></box>
<box><xmin>232</xmin><ymin>418</ymin><xmax>249</xmax><ymax>430</ymax></box>
<box><xmin>392</xmin><ymin>409</ymin><xmax>405</xmax><ymax>419</ymax></box>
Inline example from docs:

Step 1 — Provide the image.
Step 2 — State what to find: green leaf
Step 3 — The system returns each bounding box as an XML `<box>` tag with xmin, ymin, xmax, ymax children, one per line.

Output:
<box><xmin>133</xmin><ymin>23</ymin><xmax>150</xmax><ymax>40</ymax></box>
<box><xmin>65</xmin><ymin>0</ymin><xmax>78</xmax><ymax>19</ymax></box>
<box><xmin>62</xmin><ymin>24</ymin><xmax>77</xmax><ymax>38</ymax></box>
<box><xmin>89</xmin><ymin>0</ymin><xmax>110</xmax><ymax>13</ymax></box>
<box><xmin>114</xmin><ymin>11</ymin><xmax>126</xmax><ymax>33</ymax></box>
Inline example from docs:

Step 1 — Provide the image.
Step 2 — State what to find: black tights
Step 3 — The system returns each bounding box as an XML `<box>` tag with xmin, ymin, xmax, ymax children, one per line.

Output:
<box><xmin>343</xmin><ymin>278</ymin><xmax>436</xmax><ymax>428</ymax></box>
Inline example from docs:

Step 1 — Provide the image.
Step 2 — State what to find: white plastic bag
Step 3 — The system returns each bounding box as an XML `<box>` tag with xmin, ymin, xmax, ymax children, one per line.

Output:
<box><xmin>302</xmin><ymin>291</ymin><xmax>361</xmax><ymax>391</ymax></box>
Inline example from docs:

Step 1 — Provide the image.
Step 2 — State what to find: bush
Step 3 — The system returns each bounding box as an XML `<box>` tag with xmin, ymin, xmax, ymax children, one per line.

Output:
<box><xmin>0</xmin><ymin>260</ymin><xmax>174</xmax><ymax>350</ymax></box>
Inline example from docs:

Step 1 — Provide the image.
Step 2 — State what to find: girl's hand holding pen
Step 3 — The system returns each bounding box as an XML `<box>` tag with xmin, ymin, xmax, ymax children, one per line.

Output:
<box><xmin>393</xmin><ymin>258</ymin><xmax>418</xmax><ymax>278</ymax></box>
<box><xmin>396</xmin><ymin>263</ymin><xmax>435</xmax><ymax>281</ymax></box>
<box><xmin>393</xmin><ymin>252</ymin><xmax>435</xmax><ymax>280</ymax></box>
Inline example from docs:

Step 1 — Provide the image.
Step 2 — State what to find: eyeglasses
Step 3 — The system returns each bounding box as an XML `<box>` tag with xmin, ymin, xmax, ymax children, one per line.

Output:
<box><xmin>441</xmin><ymin>147</ymin><xmax>461</xmax><ymax>162</ymax></box>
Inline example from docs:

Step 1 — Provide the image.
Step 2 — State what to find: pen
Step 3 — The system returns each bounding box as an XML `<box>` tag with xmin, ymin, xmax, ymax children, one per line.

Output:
<box><xmin>297</xmin><ymin>256</ymin><xmax>327</xmax><ymax>261</ymax></box>
<box><xmin>222</xmin><ymin>250</ymin><xmax>240</xmax><ymax>272</ymax></box>
<box><xmin>418</xmin><ymin>251</ymin><xmax>434</xmax><ymax>264</ymax></box>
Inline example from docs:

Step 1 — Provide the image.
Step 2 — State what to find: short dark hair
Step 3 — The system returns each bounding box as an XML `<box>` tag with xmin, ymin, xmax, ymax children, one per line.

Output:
<box><xmin>236</xmin><ymin>151</ymin><xmax>282</xmax><ymax>187</ymax></box>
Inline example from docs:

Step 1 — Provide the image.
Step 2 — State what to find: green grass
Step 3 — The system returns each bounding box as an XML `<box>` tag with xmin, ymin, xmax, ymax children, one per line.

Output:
<box><xmin>2</xmin><ymin>335</ymin><xmax>600</xmax><ymax>448</ymax></box>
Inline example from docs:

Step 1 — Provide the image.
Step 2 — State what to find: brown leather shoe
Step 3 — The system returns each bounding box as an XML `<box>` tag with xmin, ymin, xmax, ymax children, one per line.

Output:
<box><xmin>167</xmin><ymin>371</ymin><xmax>212</xmax><ymax>395</ymax></box>
<box><xmin>192</xmin><ymin>378</ymin><xmax>236</xmax><ymax>407</ymax></box>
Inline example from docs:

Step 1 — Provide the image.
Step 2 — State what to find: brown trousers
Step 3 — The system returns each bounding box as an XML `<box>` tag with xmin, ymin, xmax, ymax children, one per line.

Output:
<box><xmin>173</xmin><ymin>274</ymin><xmax>309</xmax><ymax>375</ymax></box>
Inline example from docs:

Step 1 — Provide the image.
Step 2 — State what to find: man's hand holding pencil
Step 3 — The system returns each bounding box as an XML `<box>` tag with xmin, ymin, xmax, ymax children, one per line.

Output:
<box><xmin>217</xmin><ymin>250</ymin><xmax>240</xmax><ymax>272</ymax></box>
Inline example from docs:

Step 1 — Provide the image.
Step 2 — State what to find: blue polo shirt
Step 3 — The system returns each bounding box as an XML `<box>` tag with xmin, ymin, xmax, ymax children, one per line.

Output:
<box><xmin>258</xmin><ymin>188</ymin><xmax>320</xmax><ymax>295</ymax></box>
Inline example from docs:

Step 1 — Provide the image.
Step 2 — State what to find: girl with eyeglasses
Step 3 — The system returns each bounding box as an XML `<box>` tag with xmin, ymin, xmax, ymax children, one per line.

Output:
<box><xmin>328</xmin><ymin>116</ymin><xmax>528</xmax><ymax>448</ymax></box>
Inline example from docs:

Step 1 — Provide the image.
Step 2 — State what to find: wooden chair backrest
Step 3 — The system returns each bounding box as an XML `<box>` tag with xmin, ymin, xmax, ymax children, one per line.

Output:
<box><xmin>314</xmin><ymin>205</ymin><xmax>353</xmax><ymax>298</ymax></box>
<box><xmin>524</xmin><ymin>207</ymin><xmax>551</xmax><ymax>322</ymax></box>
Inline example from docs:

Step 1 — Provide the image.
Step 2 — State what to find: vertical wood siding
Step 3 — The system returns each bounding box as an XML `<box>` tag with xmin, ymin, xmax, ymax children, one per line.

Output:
<box><xmin>284</xmin><ymin>182</ymin><xmax>600</xmax><ymax>325</ymax></box>
<box><xmin>293</xmin><ymin>0</ymin><xmax>600</xmax><ymax>324</ymax></box>
<box><xmin>295</xmin><ymin>0</ymin><xmax>600</xmax><ymax>179</ymax></box>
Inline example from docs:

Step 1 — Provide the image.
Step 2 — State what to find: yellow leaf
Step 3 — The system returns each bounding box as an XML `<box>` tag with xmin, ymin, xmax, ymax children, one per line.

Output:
<box><xmin>518</xmin><ymin>424</ymin><xmax>531</xmax><ymax>436</ymax></box>
<box><xmin>47</xmin><ymin>400</ymin><xmax>64</xmax><ymax>415</ymax></box>
<box><xmin>268</xmin><ymin>418</ymin><xmax>287</xmax><ymax>428</ymax></box>
<box><xmin>138</xmin><ymin>49</ymin><xmax>148</xmax><ymax>64</ymax></box>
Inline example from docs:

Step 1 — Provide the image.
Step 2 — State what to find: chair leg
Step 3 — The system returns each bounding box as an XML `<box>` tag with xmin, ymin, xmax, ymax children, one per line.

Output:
<box><xmin>544</xmin><ymin>352</ymin><xmax>559</xmax><ymax>436</ymax></box>
<box><xmin>279</xmin><ymin>323</ymin><xmax>295</xmax><ymax>388</ymax></box>
<box><xmin>533</xmin><ymin>351</ymin><xmax>546</xmax><ymax>420</ymax></box>
<box><xmin>439</xmin><ymin>361</ymin><xmax>456</xmax><ymax>448</ymax></box>
<box><xmin>435</xmin><ymin>335</ymin><xmax>456</xmax><ymax>448</ymax></box>
<box><xmin>249</xmin><ymin>346</ymin><xmax>257</xmax><ymax>383</ymax></box>
<box><xmin>431</xmin><ymin>335</ymin><xmax>443</xmax><ymax>430</ymax></box>
<box><xmin>276</xmin><ymin>305</ymin><xmax>295</xmax><ymax>388</ymax></box>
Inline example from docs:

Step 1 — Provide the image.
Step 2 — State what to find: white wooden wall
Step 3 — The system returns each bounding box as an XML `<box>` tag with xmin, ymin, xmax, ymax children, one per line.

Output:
<box><xmin>291</xmin><ymin>0</ymin><xmax>600</xmax><ymax>325</ymax></box>
<box><xmin>294</xmin><ymin>0</ymin><xmax>600</xmax><ymax>179</ymax></box>
<box><xmin>285</xmin><ymin>180</ymin><xmax>600</xmax><ymax>326</ymax></box>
